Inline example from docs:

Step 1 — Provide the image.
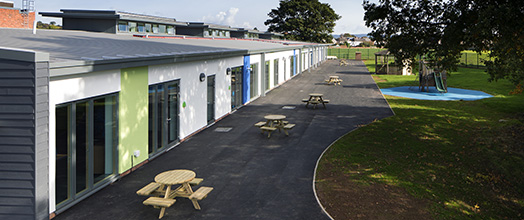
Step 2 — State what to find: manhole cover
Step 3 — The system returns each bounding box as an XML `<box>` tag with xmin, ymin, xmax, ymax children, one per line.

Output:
<box><xmin>214</xmin><ymin>127</ymin><xmax>233</xmax><ymax>132</ymax></box>
<box><xmin>282</xmin><ymin>106</ymin><xmax>296</xmax><ymax>110</ymax></box>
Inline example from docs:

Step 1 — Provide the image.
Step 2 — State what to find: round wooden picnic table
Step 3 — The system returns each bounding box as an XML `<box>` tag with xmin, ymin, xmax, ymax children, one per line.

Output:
<box><xmin>155</xmin><ymin>169</ymin><xmax>196</xmax><ymax>186</ymax></box>
<box><xmin>264</xmin><ymin>114</ymin><xmax>286</xmax><ymax>121</ymax></box>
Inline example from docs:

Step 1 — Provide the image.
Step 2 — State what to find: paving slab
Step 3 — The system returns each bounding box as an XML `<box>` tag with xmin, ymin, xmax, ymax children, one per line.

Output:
<box><xmin>53</xmin><ymin>60</ymin><xmax>394</xmax><ymax>220</ymax></box>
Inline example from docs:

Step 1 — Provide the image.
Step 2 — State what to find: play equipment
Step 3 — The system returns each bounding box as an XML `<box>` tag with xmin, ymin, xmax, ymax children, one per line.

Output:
<box><xmin>418</xmin><ymin>60</ymin><xmax>447</xmax><ymax>93</ymax></box>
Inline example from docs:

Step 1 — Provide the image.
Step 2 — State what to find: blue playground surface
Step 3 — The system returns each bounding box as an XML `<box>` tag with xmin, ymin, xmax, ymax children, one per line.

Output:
<box><xmin>380</xmin><ymin>86</ymin><xmax>493</xmax><ymax>101</ymax></box>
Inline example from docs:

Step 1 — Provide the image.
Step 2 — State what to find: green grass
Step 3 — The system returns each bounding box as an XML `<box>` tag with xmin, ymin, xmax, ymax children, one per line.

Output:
<box><xmin>318</xmin><ymin>64</ymin><xmax>524</xmax><ymax>219</ymax></box>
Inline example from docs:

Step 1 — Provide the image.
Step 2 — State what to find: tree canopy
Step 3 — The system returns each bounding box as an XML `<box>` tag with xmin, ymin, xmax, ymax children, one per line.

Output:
<box><xmin>265</xmin><ymin>0</ymin><xmax>341</xmax><ymax>43</ymax></box>
<box><xmin>363</xmin><ymin>0</ymin><xmax>524</xmax><ymax>86</ymax></box>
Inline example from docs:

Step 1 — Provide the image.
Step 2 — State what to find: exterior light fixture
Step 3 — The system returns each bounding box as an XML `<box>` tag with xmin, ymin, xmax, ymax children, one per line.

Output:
<box><xmin>199</xmin><ymin>73</ymin><xmax>206</xmax><ymax>82</ymax></box>
<box><xmin>226</xmin><ymin>67</ymin><xmax>231</xmax><ymax>75</ymax></box>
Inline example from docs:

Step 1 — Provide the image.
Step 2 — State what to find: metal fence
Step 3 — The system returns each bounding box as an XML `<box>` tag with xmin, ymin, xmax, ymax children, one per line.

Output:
<box><xmin>328</xmin><ymin>48</ymin><xmax>491</xmax><ymax>69</ymax></box>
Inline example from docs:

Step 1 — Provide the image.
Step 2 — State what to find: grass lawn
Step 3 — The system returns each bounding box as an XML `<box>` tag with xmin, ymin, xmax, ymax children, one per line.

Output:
<box><xmin>316</xmin><ymin>60</ymin><xmax>524</xmax><ymax>219</ymax></box>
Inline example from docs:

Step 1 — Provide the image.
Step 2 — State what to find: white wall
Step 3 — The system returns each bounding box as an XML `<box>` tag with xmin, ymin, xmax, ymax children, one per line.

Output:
<box><xmin>149</xmin><ymin>57</ymin><xmax>243</xmax><ymax>139</ymax></box>
<box><xmin>48</xmin><ymin>69</ymin><xmax>121</xmax><ymax>212</ymax></box>
<box><xmin>264</xmin><ymin>50</ymin><xmax>294</xmax><ymax>88</ymax></box>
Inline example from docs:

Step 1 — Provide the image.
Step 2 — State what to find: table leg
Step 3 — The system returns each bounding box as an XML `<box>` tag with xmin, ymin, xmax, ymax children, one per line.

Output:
<box><xmin>159</xmin><ymin>186</ymin><xmax>171</xmax><ymax>219</ymax></box>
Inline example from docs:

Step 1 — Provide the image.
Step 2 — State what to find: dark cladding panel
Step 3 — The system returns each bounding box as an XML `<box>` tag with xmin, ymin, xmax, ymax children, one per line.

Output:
<box><xmin>0</xmin><ymin>52</ymin><xmax>49</xmax><ymax>220</ymax></box>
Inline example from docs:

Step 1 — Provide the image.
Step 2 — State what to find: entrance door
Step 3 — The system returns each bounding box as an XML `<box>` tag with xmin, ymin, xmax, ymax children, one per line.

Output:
<box><xmin>231</xmin><ymin>66</ymin><xmax>243</xmax><ymax>110</ymax></box>
<box><xmin>207</xmin><ymin>75</ymin><xmax>215</xmax><ymax>123</ymax></box>
<box><xmin>149</xmin><ymin>80</ymin><xmax>179</xmax><ymax>156</ymax></box>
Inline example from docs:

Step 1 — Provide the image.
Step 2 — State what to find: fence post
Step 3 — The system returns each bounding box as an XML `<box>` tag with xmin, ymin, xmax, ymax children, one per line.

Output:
<box><xmin>465</xmin><ymin>53</ymin><xmax>468</xmax><ymax>67</ymax></box>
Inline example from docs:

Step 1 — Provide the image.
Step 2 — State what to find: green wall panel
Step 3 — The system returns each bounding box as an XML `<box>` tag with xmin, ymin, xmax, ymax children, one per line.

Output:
<box><xmin>119</xmin><ymin>66</ymin><xmax>148</xmax><ymax>173</ymax></box>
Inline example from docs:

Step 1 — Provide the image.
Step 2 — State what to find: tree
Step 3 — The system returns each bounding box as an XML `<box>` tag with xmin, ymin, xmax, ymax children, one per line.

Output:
<box><xmin>265</xmin><ymin>0</ymin><xmax>341</xmax><ymax>43</ymax></box>
<box><xmin>363</xmin><ymin>0</ymin><xmax>524</xmax><ymax>86</ymax></box>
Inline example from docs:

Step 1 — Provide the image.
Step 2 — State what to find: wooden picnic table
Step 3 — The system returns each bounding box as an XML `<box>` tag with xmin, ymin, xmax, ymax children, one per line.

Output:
<box><xmin>139</xmin><ymin>169</ymin><xmax>214</xmax><ymax>219</ymax></box>
<box><xmin>303</xmin><ymin>93</ymin><xmax>329</xmax><ymax>109</ymax></box>
<box><xmin>256</xmin><ymin>115</ymin><xmax>295</xmax><ymax>138</ymax></box>
<box><xmin>325</xmin><ymin>75</ymin><xmax>342</xmax><ymax>85</ymax></box>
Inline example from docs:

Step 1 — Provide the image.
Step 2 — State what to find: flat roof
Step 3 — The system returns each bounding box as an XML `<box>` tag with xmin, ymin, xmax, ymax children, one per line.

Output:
<box><xmin>0</xmin><ymin>29</ymin><xmax>323</xmax><ymax>76</ymax></box>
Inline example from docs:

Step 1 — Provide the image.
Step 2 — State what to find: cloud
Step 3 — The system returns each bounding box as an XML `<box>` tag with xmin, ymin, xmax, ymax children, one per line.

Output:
<box><xmin>202</xmin><ymin>7</ymin><xmax>239</xmax><ymax>26</ymax></box>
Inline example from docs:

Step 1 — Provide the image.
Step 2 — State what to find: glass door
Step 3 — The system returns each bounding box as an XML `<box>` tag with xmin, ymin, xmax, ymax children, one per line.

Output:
<box><xmin>231</xmin><ymin>66</ymin><xmax>243</xmax><ymax>110</ymax></box>
<box><xmin>207</xmin><ymin>75</ymin><xmax>215</xmax><ymax>123</ymax></box>
<box><xmin>166</xmin><ymin>82</ymin><xmax>179</xmax><ymax>144</ymax></box>
<box><xmin>55</xmin><ymin>94</ymin><xmax>117</xmax><ymax>208</ymax></box>
<box><xmin>148</xmin><ymin>80</ymin><xmax>179</xmax><ymax>156</ymax></box>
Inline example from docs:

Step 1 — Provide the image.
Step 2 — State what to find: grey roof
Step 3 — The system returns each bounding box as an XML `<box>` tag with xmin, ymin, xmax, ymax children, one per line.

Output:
<box><xmin>0</xmin><ymin>28</ymin><xmax>316</xmax><ymax>62</ymax></box>
<box><xmin>0</xmin><ymin>28</ymin><xmax>320</xmax><ymax>76</ymax></box>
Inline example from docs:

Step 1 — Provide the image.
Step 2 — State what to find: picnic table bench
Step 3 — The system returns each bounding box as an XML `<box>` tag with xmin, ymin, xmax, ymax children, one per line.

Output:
<box><xmin>137</xmin><ymin>170</ymin><xmax>213</xmax><ymax>219</ymax></box>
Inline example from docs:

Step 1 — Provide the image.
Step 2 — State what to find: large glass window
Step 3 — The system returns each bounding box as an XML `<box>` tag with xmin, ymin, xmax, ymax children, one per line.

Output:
<box><xmin>152</xmin><ymin>24</ymin><xmax>159</xmax><ymax>34</ymax></box>
<box><xmin>138</xmin><ymin>23</ymin><xmax>145</xmax><ymax>33</ymax></box>
<box><xmin>55</xmin><ymin>94</ymin><xmax>117</xmax><ymax>207</ymax></box>
<box><xmin>159</xmin><ymin>25</ymin><xmax>166</xmax><ymax>34</ymax></box>
<box><xmin>145</xmin><ymin>24</ymin><xmax>152</xmax><ymax>33</ymax></box>
<box><xmin>128</xmin><ymin>22</ymin><xmax>137</xmax><ymax>32</ymax></box>
<box><xmin>167</xmin><ymin>26</ymin><xmax>174</xmax><ymax>35</ymax></box>
<box><xmin>118</xmin><ymin>21</ymin><xmax>127</xmax><ymax>32</ymax></box>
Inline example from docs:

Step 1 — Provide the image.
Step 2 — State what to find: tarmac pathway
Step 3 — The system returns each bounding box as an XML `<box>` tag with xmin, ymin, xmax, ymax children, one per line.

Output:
<box><xmin>53</xmin><ymin>60</ymin><xmax>394</xmax><ymax>220</ymax></box>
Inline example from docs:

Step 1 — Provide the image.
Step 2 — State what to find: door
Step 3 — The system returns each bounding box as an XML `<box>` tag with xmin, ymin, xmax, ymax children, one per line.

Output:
<box><xmin>207</xmin><ymin>75</ymin><xmax>215</xmax><ymax>123</ymax></box>
<box><xmin>148</xmin><ymin>80</ymin><xmax>180</xmax><ymax>156</ymax></box>
<box><xmin>231</xmin><ymin>66</ymin><xmax>243</xmax><ymax>110</ymax></box>
<box><xmin>55</xmin><ymin>94</ymin><xmax>117</xmax><ymax>208</ymax></box>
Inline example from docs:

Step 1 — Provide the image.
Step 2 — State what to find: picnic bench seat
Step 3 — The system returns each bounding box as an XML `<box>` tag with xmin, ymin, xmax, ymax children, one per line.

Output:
<box><xmin>143</xmin><ymin>197</ymin><xmax>176</xmax><ymax>208</ymax></box>
<box><xmin>283</xmin><ymin>123</ymin><xmax>295</xmax><ymax>136</ymax></box>
<box><xmin>260</xmin><ymin>126</ymin><xmax>277</xmax><ymax>138</ymax></box>
<box><xmin>137</xmin><ymin>182</ymin><xmax>162</xmax><ymax>196</ymax></box>
<box><xmin>143</xmin><ymin>197</ymin><xmax>176</xmax><ymax>219</ymax></box>
<box><xmin>254</xmin><ymin>121</ymin><xmax>266</xmax><ymax>127</ymax></box>
<box><xmin>322</xmin><ymin>99</ymin><xmax>330</xmax><ymax>103</ymax></box>
<box><xmin>302</xmin><ymin>99</ymin><xmax>310</xmax><ymax>102</ymax></box>
<box><xmin>189</xmin><ymin>186</ymin><xmax>214</xmax><ymax>210</ymax></box>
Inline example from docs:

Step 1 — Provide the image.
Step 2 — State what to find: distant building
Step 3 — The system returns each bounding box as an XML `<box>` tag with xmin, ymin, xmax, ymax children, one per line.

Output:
<box><xmin>0</xmin><ymin>0</ymin><xmax>35</xmax><ymax>29</ymax></box>
<box><xmin>176</xmin><ymin>22</ymin><xmax>236</xmax><ymax>38</ymax></box>
<box><xmin>39</xmin><ymin>9</ymin><xmax>185</xmax><ymax>35</ymax></box>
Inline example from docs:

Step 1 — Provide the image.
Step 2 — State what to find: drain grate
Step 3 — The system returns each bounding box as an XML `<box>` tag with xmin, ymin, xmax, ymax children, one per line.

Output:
<box><xmin>214</xmin><ymin>127</ymin><xmax>233</xmax><ymax>132</ymax></box>
<box><xmin>282</xmin><ymin>106</ymin><xmax>296</xmax><ymax>110</ymax></box>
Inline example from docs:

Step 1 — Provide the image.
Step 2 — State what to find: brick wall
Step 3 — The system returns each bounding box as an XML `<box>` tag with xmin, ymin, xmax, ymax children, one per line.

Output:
<box><xmin>0</xmin><ymin>8</ymin><xmax>35</xmax><ymax>29</ymax></box>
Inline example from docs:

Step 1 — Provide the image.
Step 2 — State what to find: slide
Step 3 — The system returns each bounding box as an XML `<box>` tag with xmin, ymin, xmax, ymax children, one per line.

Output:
<box><xmin>434</xmin><ymin>72</ymin><xmax>447</xmax><ymax>93</ymax></box>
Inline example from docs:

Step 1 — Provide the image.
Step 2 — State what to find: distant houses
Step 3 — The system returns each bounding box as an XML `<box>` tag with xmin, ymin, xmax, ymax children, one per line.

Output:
<box><xmin>334</xmin><ymin>33</ymin><xmax>374</xmax><ymax>47</ymax></box>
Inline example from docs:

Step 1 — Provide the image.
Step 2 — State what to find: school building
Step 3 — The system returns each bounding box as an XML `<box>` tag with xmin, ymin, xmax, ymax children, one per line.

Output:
<box><xmin>0</xmin><ymin>9</ymin><xmax>327</xmax><ymax>219</ymax></box>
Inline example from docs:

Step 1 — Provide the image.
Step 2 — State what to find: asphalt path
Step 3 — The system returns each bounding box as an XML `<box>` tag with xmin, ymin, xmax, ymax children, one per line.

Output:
<box><xmin>54</xmin><ymin>60</ymin><xmax>394</xmax><ymax>220</ymax></box>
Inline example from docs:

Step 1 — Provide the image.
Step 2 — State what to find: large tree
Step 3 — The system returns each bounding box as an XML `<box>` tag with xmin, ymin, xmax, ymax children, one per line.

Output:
<box><xmin>363</xmin><ymin>0</ymin><xmax>524</xmax><ymax>86</ymax></box>
<box><xmin>265</xmin><ymin>0</ymin><xmax>341</xmax><ymax>43</ymax></box>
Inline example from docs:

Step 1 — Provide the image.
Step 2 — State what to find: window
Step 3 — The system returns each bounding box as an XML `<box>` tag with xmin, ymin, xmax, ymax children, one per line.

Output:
<box><xmin>128</xmin><ymin>22</ymin><xmax>137</xmax><ymax>32</ymax></box>
<box><xmin>159</xmin><ymin>25</ymin><xmax>166</xmax><ymax>34</ymax></box>
<box><xmin>167</xmin><ymin>26</ymin><xmax>174</xmax><ymax>34</ymax></box>
<box><xmin>118</xmin><ymin>21</ymin><xmax>127</xmax><ymax>32</ymax></box>
<box><xmin>138</xmin><ymin>23</ymin><xmax>145</xmax><ymax>33</ymax></box>
<box><xmin>152</xmin><ymin>24</ymin><xmax>159</xmax><ymax>34</ymax></box>
<box><xmin>145</xmin><ymin>24</ymin><xmax>152</xmax><ymax>33</ymax></box>
<box><xmin>207</xmin><ymin>29</ymin><xmax>213</xmax><ymax>37</ymax></box>
<box><xmin>55</xmin><ymin>94</ymin><xmax>117</xmax><ymax>207</ymax></box>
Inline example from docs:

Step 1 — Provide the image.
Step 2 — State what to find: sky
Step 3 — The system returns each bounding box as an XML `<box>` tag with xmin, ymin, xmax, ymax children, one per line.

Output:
<box><xmin>13</xmin><ymin>0</ymin><xmax>372</xmax><ymax>35</ymax></box>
